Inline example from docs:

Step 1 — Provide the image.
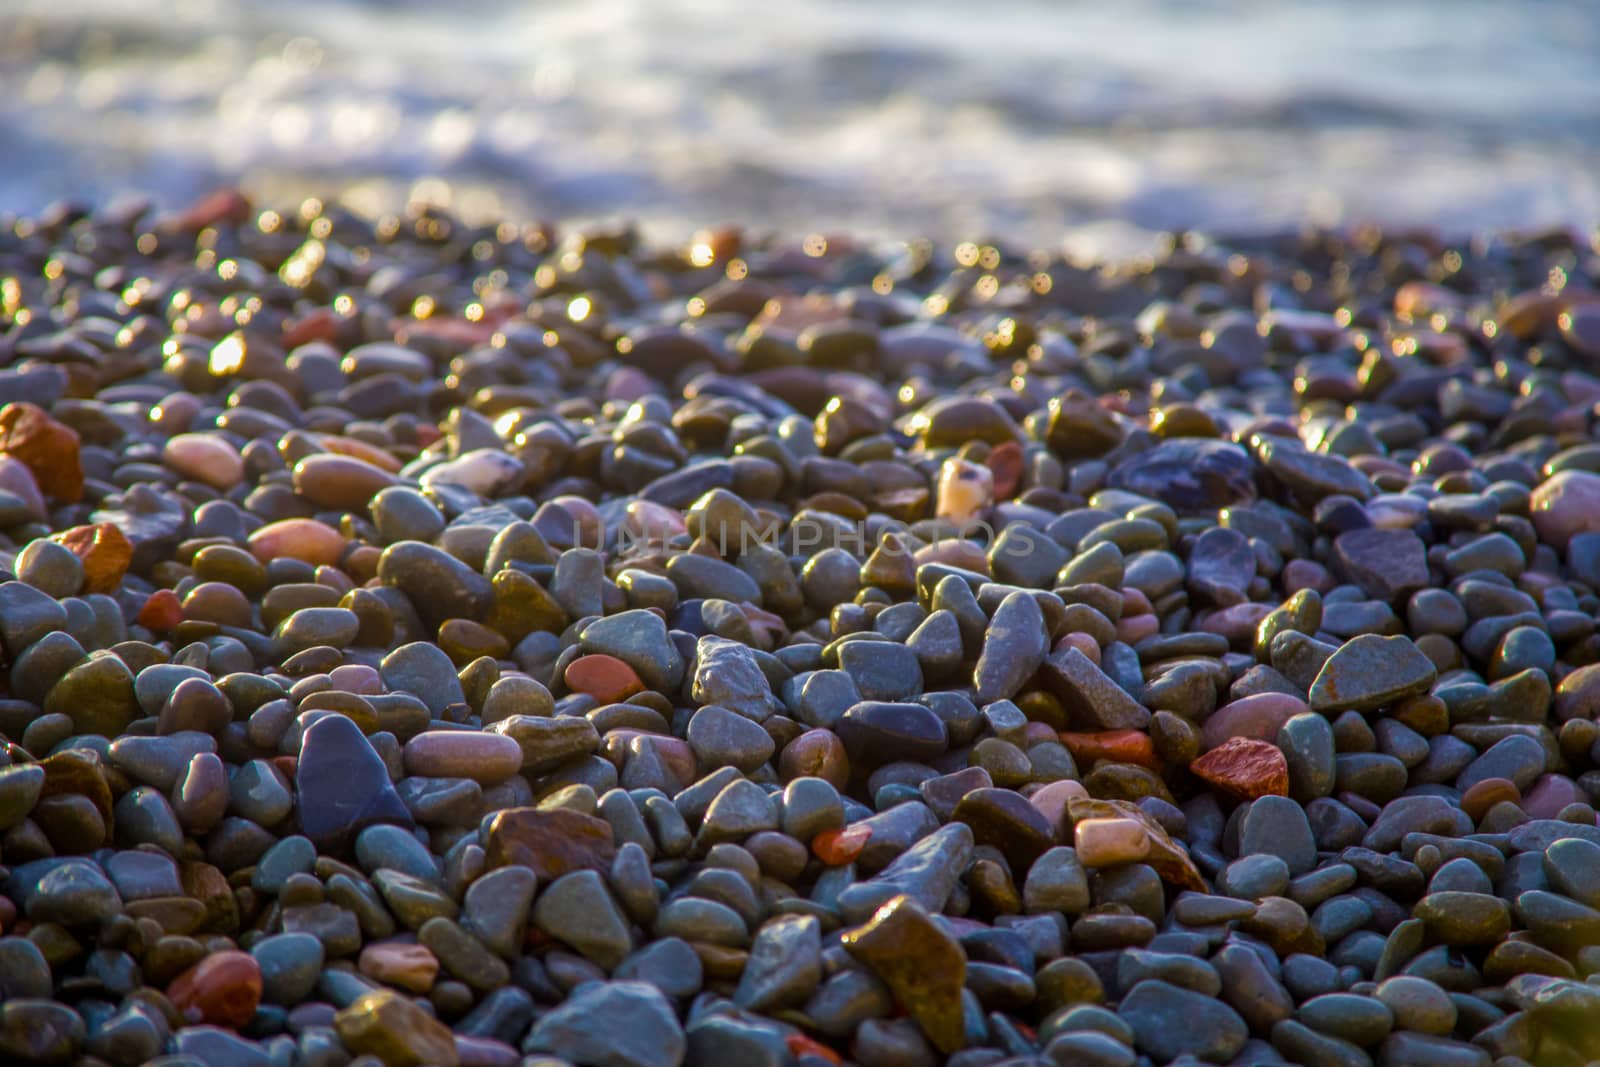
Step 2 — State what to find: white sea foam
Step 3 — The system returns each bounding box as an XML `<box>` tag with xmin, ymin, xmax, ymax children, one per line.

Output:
<box><xmin>2</xmin><ymin>0</ymin><xmax>1597</xmax><ymax>253</ymax></box>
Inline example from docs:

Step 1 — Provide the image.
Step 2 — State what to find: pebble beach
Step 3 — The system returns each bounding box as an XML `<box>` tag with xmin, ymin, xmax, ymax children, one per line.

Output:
<box><xmin>2</xmin><ymin>192</ymin><xmax>1600</xmax><ymax>1067</ymax></box>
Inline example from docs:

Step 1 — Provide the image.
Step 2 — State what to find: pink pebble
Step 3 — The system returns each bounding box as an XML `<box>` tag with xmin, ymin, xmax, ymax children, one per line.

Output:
<box><xmin>403</xmin><ymin>731</ymin><xmax>524</xmax><ymax>785</ymax></box>
<box><xmin>1521</xmin><ymin>774</ymin><xmax>1586</xmax><ymax>820</ymax></box>
<box><xmin>1199</xmin><ymin>692</ymin><xmax>1310</xmax><ymax>752</ymax></box>
<box><xmin>329</xmin><ymin>665</ymin><xmax>383</xmax><ymax>696</ymax></box>
<box><xmin>1282</xmin><ymin>559</ymin><xmax>1335</xmax><ymax>594</ymax></box>
<box><xmin>623</xmin><ymin>499</ymin><xmax>686</xmax><ymax>544</ymax></box>
<box><xmin>606</xmin><ymin>367</ymin><xmax>659</xmax><ymax>404</ymax></box>
<box><xmin>1054</xmin><ymin>632</ymin><xmax>1101</xmax><ymax>664</ymax></box>
<box><xmin>1115</xmin><ymin>613</ymin><xmax>1159</xmax><ymax>645</ymax></box>
<box><xmin>1198</xmin><ymin>602</ymin><xmax>1274</xmax><ymax>646</ymax></box>
<box><xmin>551</xmin><ymin>495</ymin><xmax>604</xmax><ymax>549</ymax></box>
<box><xmin>0</xmin><ymin>456</ymin><xmax>47</xmax><ymax>520</ymax></box>
<box><xmin>1029</xmin><ymin>779</ymin><xmax>1088</xmax><ymax>840</ymax></box>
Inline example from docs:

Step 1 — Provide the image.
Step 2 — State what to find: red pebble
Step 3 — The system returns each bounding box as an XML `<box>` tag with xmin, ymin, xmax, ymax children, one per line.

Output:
<box><xmin>985</xmin><ymin>441</ymin><xmax>1025</xmax><ymax>500</ymax></box>
<box><xmin>787</xmin><ymin>1033</ymin><xmax>843</xmax><ymax>1065</ymax></box>
<box><xmin>1190</xmin><ymin>737</ymin><xmax>1290</xmax><ymax>800</ymax></box>
<box><xmin>168</xmin><ymin>950</ymin><xmax>262</xmax><ymax>1029</ymax></box>
<box><xmin>813</xmin><ymin>825</ymin><xmax>871</xmax><ymax>866</ymax></box>
<box><xmin>137</xmin><ymin>589</ymin><xmax>184</xmax><ymax>632</ymax></box>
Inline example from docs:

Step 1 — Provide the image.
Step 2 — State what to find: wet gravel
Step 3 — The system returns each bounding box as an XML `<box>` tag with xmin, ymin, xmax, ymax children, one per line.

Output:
<box><xmin>2</xmin><ymin>193</ymin><xmax>1600</xmax><ymax>1066</ymax></box>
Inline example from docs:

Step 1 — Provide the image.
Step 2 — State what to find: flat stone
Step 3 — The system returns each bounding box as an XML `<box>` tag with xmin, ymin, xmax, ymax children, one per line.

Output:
<box><xmin>403</xmin><ymin>731</ymin><xmax>523</xmax><ymax>784</ymax></box>
<box><xmin>380</xmin><ymin>642</ymin><xmax>468</xmax><ymax>716</ymax></box>
<box><xmin>580</xmin><ymin>610</ymin><xmax>686</xmax><ymax>692</ymax></box>
<box><xmin>1240</xmin><ymin>795</ymin><xmax>1318</xmax><ymax>875</ymax></box>
<box><xmin>1120</xmin><ymin>978</ymin><xmax>1249</xmax><ymax>1063</ymax></box>
<box><xmin>836</xmin><ymin>822</ymin><xmax>975</xmax><ymax>923</ymax></box>
<box><xmin>843</xmin><ymin>894</ymin><xmax>968</xmax><ymax>1054</ymax></box>
<box><xmin>1040</xmin><ymin>647</ymin><xmax>1151</xmax><ymax>730</ymax></box>
<box><xmin>1334</xmin><ymin>528</ymin><xmax>1429</xmax><ymax>602</ymax></box>
<box><xmin>615</xmin><ymin>938</ymin><xmax>704</xmax><ymax>1000</ymax></box>
<box><xmin>533</xmin><ymin>869</ymin><xmax>633</xmax><ymax>969</ymax></box>
<box><xmin>335</xmin><ymin>989</ymin><xmax>460</xmax><ymax>1067</ymax></box>
<box><xmin>0</xmin><ymin>938</ymin><xmax>52</xmax><ymax>999</ymax></box>
<box><xmin>1023</xmin><ymin>846</ymin><xmax>1091</xmax><ymax>915</ymax></box>
<box><xmin>295</xmin><ymin>714</ymin><xmax>413</xmax><ymax>851</ymax></box>
<box><xmin>1259</xmin><ymin>439</ymin><xmax>1373</xmax><ymax>502</ymax></box>
<box><xmin>9</xmin><ymin>857</ymin><xmax>122</xmax><ymax>926</ymax></box>
<box><xmin>1309</xmin><ymin>634</ymin><xmax>1437</xmax><ymax>713</ymax></box>
<box><xmin>686</xmin><ymin>704</ymin><xmax>775</xmax><ymax>773</ymax></box>
<box><xmin>1414</xmin><ymin>891</ymin><xmax>1511</xmax><ymax>946</ymax></box>
<box><xmin>482</xmin><ymin>807</ymin><xmax>616</xmax><ymax>880</ymax></box>
<box><xmin>973</xmin><ymin>591</ymin><xmax>1049</xmax><ymax>703</ymax></box>
<box><xmin>0</xmin><ymin>1000</ymin><xmax>86</xmax><ymax>1065</ymax></box>
<box><xmin>486</xmin><ymin>714</ymin><xmax>598</xmax><ymax>773</ymax></box>
<box><xmin>251</xmin><ymin>932</ymin><xmax>324</xmax><ymax>1005</ymax></box>
<box><xmin>836</xmin><ymin>639</ymin><xmax>923</xmax><ymax>702</ymax></box>
<box><xmin>43</xmin><ymin>651</ymin><xmax>137</xmax><ymax>737</ymax></box>
<box><xmin>837</xmin><ymin>701</ymin><xmax>948</xmax><ymax>766</ymax></box>
<box><xmin>1187</xmin><ymin>527</ymin><xmax>1255</xmax><ymax>607</ymax></box>
<box><xmin>376</xmin><ymin>540</ymin><xmax>493</xmax><ymax>630</ymax></box>
<box><xmin>418</xmin><ymin>916</ymin><xmax>510</xmax><ymax>992</ymax></box>
<box><xmin>691</xmin><ymin>635</ymin><xmax>781</xmax><ymax>717</ymax></box>
<box><xmin>524</xmin><ymin>980</ymin><xmax>685</xmax><ymax>1067</ymax></box>
<box><xmin>734</xmin><ymin>914</ymin><xmax>823</xmax><ymax>1011</ymax></box>
<box><xmin>462</xmin><ymin>865</ymin><xmax>537</xmax><ymax>958</ymax></box>
<box><xmin>1107</xmin><ymin>439</ymin><xmax>1257</xmax><ymax>513</ymax></box>
<box><xmin>953</xmin><ymin>786</ymin><xmax>1055</xmax><ymax>872</ymax></box>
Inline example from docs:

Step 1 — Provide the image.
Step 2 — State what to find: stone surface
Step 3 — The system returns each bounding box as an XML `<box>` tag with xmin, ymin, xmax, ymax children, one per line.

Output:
<box><xmin>524</xmin><ymin>981</ymin><xmax>685</xmax><ymax>1067</ymax></box>
<box><xmin>842</xmin><ymin>895</ymin><xmax>968</xmax><ymax>1054</ymax></box>
<box><xmin>1309</xmin><ymin>634</ymin><xmax>1438</xmax><ymax>713</ymax></box>
<box><xmin>1191</xmin><ymin>737</ymin><xmax>1291</xmax><ymax>800</ymax></box>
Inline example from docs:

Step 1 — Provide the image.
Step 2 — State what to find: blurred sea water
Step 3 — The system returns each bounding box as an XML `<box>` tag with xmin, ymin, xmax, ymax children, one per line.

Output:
<box><xmin>2</xmin><ymin>0</ymin><xmax>1598</xmax><ymax>253</ymax></box>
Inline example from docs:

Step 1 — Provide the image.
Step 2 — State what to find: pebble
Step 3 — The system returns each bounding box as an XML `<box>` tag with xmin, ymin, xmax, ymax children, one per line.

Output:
<box><xmin>335</xmin><ymin>989</ymin><xmax>461</xmax><ymax>1067</ymax></box>
<box><xmin>525</xmin><ymin>981</ymin><xmax>685</xmax><ymax>1067</ymax></box>
<box><xmin>843</xmin><ymin>894</ymin><xmax>968</xmax><ymax>1054</ymax></box>
<box><xmin>168</xmin><ymin>950</ymin><xmax>262</xmax><ymax>1028</ymax></box>
<box><xmin>295</xmin><ymin>713</ymin><xmax>413</xmax><ymax>850</ymax></box>
<box><xmin>1</xmin><ymin>202</ymin><xmax>1598</xmax><ymax>1067</ymax></box>
<box><xmin>1118</xmin><ymin>978</ymin><xmax>1249</xmax><ymax>1063</ymax></box>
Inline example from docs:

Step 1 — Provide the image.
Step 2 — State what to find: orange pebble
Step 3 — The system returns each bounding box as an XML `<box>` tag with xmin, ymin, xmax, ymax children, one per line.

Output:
<box><xmin>813</xmin><ymin>825</ymin><xmax>871</xmax><ymax>866</ymax></box>
<box><xmin>1058</xmin><ymin>729</ymin><xmax>1158</xmax><ymax>770</ymax></box>
<box><xmin>1460</xmin><ymin>777</ymin><xmax>1521</xmax><ymax>823</ymax></box>
<box><xmin>565</xmin><ymin>654</ymin><xmax>646</xmax><ymax>703</ymax></box>
<box><xmin>315</xmin><ymin>434</ymin><xmax>404</xmax><ymax>473</ymax></box>
<box><xmin>358</xmin><ymin>942</ymin><xmax>440</xmax><ymax>995</ymax></box>
<box><xmin>52</xmin><ymin>522</ymin><xmax>133</xmax><ymax>594</ymax></box>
